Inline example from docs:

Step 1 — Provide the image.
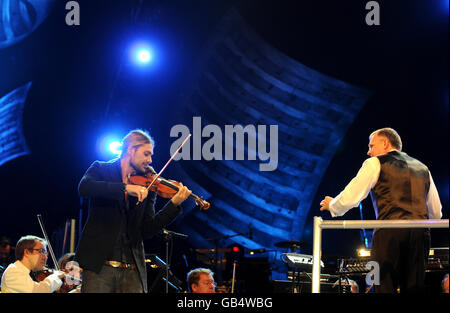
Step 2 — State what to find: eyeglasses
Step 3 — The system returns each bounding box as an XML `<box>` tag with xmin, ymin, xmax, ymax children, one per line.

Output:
<box><xmin>200</xmin><ymin>280</ymin><xmax>217</xmax><ymax>287</ymax></box>
<box><xmin>29</xmin><ymin>248</ymin><xmax>48</xmax><ymax>256</ymax></box>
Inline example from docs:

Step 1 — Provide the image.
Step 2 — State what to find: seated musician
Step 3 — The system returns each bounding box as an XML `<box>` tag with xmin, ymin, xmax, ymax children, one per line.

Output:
<box><xmin>0</xmin><ymin>235</ymin><xmax>65</xmax><ymax>293</ymax></box>
<box><xmin>186</xmin><ymin>268</ymin><xmax>216</xmax><ymax>293</ymax></box>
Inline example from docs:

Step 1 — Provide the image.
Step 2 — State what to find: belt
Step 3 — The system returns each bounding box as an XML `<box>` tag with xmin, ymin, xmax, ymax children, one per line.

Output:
<box><xmin>105</xmin><ymin>260</ymin><xmax>136</xmax><ymax>270</ymax></box>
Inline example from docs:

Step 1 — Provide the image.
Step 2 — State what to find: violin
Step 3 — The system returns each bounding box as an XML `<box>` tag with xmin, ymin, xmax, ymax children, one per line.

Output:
<box><xmin>31</xmin><ymin>267</ymin><xmax>55</xmax><ymax>282</ymax></box>
<box><xmin>127</xmin><ymin>166</ymin><xmax>210</xmax><ymax>210</ymax></box>
<box><xmin>31</xmin><ymin>267</ymin><xmax>80</xmax><ymax>293</ymax></box>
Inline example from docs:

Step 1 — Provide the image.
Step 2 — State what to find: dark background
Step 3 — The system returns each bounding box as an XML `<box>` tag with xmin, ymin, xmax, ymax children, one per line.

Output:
<box><xmin>0</xmin><ymin>0</ymin><xmax>448</xmax><ymax>288</ymax></box>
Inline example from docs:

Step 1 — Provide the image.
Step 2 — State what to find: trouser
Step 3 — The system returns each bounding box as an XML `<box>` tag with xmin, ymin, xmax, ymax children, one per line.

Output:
<box><xmin>371</xmin><ymin>228</ymin><xmax>430</xmax><ymax>293</ymax></box>
<box><xmin>81</xmin><ymin>265</ymin><xmax>143</xmax><ymax>293</ymax></box>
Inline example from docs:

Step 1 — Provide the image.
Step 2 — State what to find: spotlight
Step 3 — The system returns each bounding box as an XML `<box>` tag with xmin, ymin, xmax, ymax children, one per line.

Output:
<box><xmin>108</xmin><ymin>140</ymin><xmax>122</xmax><ymax>155</ymax></box>
<box><xmin>137</xmin><ymin>49</ymin><xmax>151</xmax><ymax>63</ymax></box>
<box><xmin>130</xmin><ymin>42</ymin><xmax>154</xmax><ymax>66</ymax></box>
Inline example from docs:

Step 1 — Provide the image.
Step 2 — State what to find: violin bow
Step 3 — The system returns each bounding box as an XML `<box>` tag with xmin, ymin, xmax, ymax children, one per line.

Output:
<box><xmin>137</xmin><ymin>134</ymin><xmax>191</xmax><ymax>204</ymax></box>
<box><xmin>37</xmin><ymin>214</ymin><xmax>60</xmax><ymax>271</ymax></box>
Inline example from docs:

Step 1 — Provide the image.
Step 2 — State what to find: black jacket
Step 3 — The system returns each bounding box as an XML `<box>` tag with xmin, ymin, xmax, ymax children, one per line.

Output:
<box><xmin>74</xmin><ymin>158</ymin><xmax>182</xmax><ymax>292</ymax></box>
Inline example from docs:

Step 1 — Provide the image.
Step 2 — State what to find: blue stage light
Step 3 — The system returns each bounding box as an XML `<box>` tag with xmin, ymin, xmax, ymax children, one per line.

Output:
<box><xmin>108</xmin><ymin>140</ymin><xmax>122</xmax><ymax>155</ymax></box>
<box><xmin>137</xmin><ymin>49</ymin><xmax>151</xmax><ymax>63</ymax></box>
<box><xmin>130</xmin><ymin>42</ymin><xmax>154</xmax><ymax>66</ymax></box>
<box><xmin>437</xmin><ymin>0</ymin><xmax>449</xmax><ymax>15</ymax></box>
<box><xmin>96</xmin><ymin>134</ymin><xmax>124</xmax><ymax>159</ymax></box>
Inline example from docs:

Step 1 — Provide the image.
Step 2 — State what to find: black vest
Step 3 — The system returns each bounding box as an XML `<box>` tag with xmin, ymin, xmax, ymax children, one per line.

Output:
<box><xmin>370</xmin><ymin>151</ymin><xmax>430</xmax><ymax>220</ymax></box>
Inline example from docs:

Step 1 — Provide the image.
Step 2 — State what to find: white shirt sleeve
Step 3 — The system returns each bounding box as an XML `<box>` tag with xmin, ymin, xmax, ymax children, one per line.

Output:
<box><xmin>1</xmin><ymin>264</ymin><xmax>63</xmax><ymax>293</ymax></box>
<box><xmin>1</xmin><ymin>265</ymin><xmax>35</xmax><ymax>293</ymax></box>
<box><xmin>329</xmin><ymin>157</ymin><xmax>380</xmax><ymax>217</ymax></box>
<box><xmin>427</xmin><ymin>172</ymin><xmax>442</xmax><ymax>219</ymax></box>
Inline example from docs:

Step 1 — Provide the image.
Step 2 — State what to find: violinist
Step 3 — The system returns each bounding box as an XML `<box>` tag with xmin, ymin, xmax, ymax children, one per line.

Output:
<box><xmin>1</xmin><ymin>235</ymin><xmax>65</xmax><ymax>293</ymax></box>
<box><xmin>75</xmin><ymin>129</ymin><xmax>191</xmax><ymax>293</ymax></box>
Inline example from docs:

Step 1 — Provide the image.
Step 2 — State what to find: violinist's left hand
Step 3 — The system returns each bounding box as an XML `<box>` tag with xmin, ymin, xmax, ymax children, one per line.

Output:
<box><xmin>171</xmin><ymin>183</ymin><xmax>191</xmax><ymax>206</ymax></box>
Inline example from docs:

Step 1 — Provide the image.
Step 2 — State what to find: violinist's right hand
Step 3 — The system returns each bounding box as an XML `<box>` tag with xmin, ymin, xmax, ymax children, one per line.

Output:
<box><xmin>46</xmin><ymin>270</ymin><xmax>66</xmax><ymax>287</ymax></box>
<box><xmin>56</xmin><ymin>271</ymin><xmax>66</xmax><ymax>279</ymax></box>
<box><xmin>126</xmin><ymin>184</ymin><xmax>149</xmax><ymax>202</ymax></box>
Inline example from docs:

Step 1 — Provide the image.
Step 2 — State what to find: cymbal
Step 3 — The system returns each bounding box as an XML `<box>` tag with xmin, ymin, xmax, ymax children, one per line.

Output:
<box><xmin>274</xmin><ymin>240</ymin><xmax>309</xmax><ymax>249</ymax></box>
<box><xmin>195</xmin><ymin>248</ymin><xmax>232</xmax><ymax>254</ymax></box>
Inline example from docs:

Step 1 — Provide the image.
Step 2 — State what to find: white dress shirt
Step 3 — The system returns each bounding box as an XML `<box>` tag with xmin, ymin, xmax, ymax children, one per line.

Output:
<box><xmin>329</xmin><ymin>155</ymin><xmax>442</xmax><ymax>219</ymax></box>
<box><xmin>1</xmin><ymin>260</ymin><xmax>63</xmax><ymax>293</ymax></box>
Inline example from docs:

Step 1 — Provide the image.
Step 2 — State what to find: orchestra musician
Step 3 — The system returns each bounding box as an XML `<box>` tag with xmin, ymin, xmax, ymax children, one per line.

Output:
<box><xmin>186</xmin><ymin>268</ymin><xmax>216</xmax><ymax>293</ymax></box>
<box><xmin>320</xmin><ymin>128</ymin><xmax>442</xmax><ymax>293</ymax></box>
<box><xmin>0</xmin><ymin>235</ymin><xmax>66</xmax><ymax>293</ymax></box>
<box><xmin>0</xmin><ymin>236</ymin><xmax>14</xmax><ymax>270</ymax></box>
<box><xmin>74</xmin><ymin>129</ymin><xmax>191</xmax><ymax>293</ymax></box>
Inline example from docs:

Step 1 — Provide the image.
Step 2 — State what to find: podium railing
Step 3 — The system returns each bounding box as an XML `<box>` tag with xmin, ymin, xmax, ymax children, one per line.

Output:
<box><xmin>312</xmin><ymin>217</ymin><xmax>449</xmax><ymax>293</ymax></box>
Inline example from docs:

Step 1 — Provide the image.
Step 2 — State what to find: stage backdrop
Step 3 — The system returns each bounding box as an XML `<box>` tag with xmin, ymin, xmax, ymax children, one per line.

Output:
<box><xmin>171</xmin><ymin>9</ymin><xmax>372</xmax><ymax>278</ymax></box>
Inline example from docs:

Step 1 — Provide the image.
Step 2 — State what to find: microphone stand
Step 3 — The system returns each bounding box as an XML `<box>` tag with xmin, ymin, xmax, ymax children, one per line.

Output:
<box><xmin>162</xmin><ymin>229</ymin><xmax>188</xmax><ymax>294</ymax></box>
<box><xmin>163</xmin><ymin>232</ymin><xmax>171</xmax><ymax>294</ymax></box>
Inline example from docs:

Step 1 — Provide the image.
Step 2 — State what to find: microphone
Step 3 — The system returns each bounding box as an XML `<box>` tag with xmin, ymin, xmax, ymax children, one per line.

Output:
<box><xmin>162</xmin><ymin>228</ymin><xmax>188</xmax><ymax>239</ymax></box>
